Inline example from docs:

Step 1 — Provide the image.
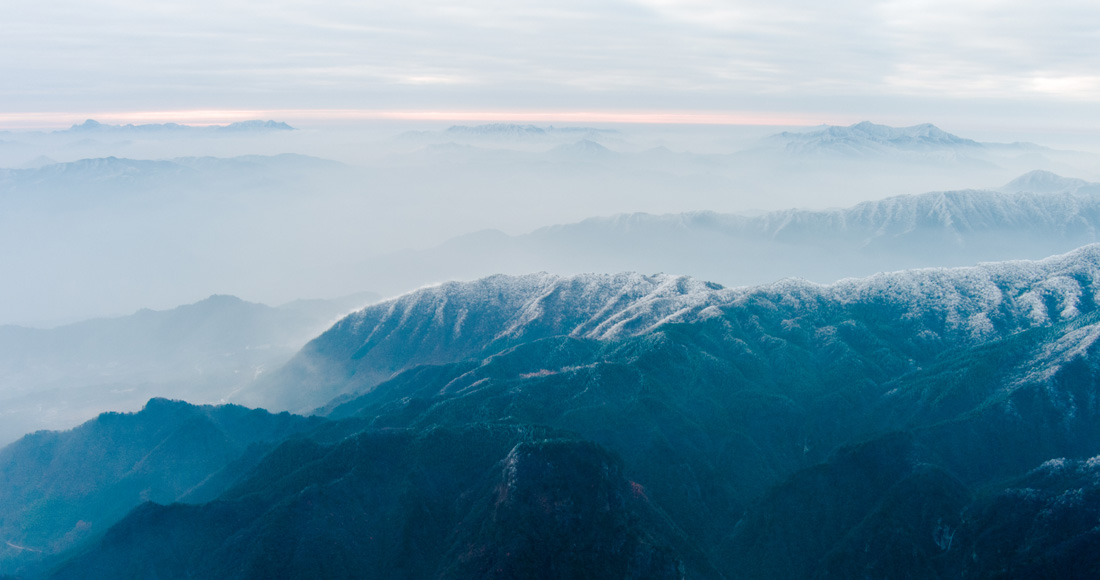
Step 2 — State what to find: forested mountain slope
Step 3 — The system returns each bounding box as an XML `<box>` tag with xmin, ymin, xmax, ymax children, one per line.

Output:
<box><xmin>10</xmin><ymin>247</ymin><xmax>1100</xmax><ymax>579</ymax></box>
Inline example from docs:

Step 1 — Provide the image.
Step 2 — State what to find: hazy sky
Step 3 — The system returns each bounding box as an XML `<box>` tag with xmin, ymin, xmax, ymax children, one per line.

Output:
<box><xmin>3</xmin><ymin>0</ymin><xmax>1099</xmax><ymax>131</ymax></box>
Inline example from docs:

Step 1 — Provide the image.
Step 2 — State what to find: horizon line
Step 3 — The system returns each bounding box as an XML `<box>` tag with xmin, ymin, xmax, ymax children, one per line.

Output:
<box><xmin>0</xmin><ymin>108</ymin><xmax>846</xmax><ymax>130</ymax></box>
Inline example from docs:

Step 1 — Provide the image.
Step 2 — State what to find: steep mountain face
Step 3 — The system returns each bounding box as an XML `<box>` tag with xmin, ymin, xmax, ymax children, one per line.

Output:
<box><xmin>0</xmin><ymin>291</ymin><xmax>376</xmax><ymax>445</ymax></box>
<box><xmin>721</xmin><ymin>434</ymin><xmax>1100</xmax><ymax>579</ymax></box>
<box><xmin>951</xmin><ymin>456</ymin><xmax>1100</xmax><ymax>579</ymax></box>
<box><xmin>719</xmin><ymin>433</ymin><xmax>972</xmax><ymax>580</ymax></box>
<box><xmin>15</xmin><ymin>248</ymin><xmax>1100</xmax><ymax>579</ymax></box>
<box><xmin>0</xmin><ymin>399</ymin><xmax>322</xmax><ymax>576</ymax></box>
<box><xmin>355</xmin><ymin>175</ymin><xmax>1100</xmax><ymax>297</ymax></box>
<box><xmin>49</xmin><ymin>426</ymin><xmax>698</xmax><ymax>580</ymax></box>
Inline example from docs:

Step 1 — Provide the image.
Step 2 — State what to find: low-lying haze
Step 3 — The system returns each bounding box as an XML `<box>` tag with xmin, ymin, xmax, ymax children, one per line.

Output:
<box><xmin>3</xmin><ymin>119</ymin><xmax>1098</xmax><ymax>326</ymax></box>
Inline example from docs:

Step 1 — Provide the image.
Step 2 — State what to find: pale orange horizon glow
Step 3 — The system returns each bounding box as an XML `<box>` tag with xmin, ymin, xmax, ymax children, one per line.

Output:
<box><xmin>0</xmin><ymin>108</ymin><xmax>844</xmax><ymax>130</ymax></box>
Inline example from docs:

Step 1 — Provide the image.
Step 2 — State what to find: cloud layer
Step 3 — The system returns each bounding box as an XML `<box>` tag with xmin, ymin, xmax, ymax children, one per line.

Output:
<box><xmin>3</xmin><ymin>1</ymin><xmax>1099</xmax><ymax>126</ymax></box>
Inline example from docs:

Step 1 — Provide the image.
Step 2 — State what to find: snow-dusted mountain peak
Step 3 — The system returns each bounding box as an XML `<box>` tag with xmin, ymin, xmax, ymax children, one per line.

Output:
<box><xmin>756</xmin><ymin>121</ymin><xmax>996</xmax><ymax>159</ymax></box>
<box><xmin>456</xmin><ymin>245</ymin><xmax>1100</xmax><ymax>342</ymax></box>
<box><xmin>345</xmin><ymin>271</ymin><xmax>730</xmax><ymax>344</ymax></box>
<box><xmin>770</xmin><ymin>121</ymin><xmax>980</xmax><ymax>150</ymax></box>
<box><xmin>340</xmin><ymin>243</ymin><xmax>1100</xmax><ymax>355</ymax></box>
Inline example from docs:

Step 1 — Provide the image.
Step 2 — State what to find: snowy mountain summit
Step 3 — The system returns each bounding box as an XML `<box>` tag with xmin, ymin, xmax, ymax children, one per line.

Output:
<box><xmin>764</xmin><ymin>121</ymin><xmax>984</xmax><ymax>156</ymax></box>
<box><xmin>444</xmin><ymin>124</ymin><xmax>615</xmax><ymax>139</ymax></box>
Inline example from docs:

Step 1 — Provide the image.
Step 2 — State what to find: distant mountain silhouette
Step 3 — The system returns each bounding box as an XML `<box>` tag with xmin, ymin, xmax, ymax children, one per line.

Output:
<box><xmin>0</xmin><ymin>291</ymin><xmax>376</xmax><ymax>444</ymax></box>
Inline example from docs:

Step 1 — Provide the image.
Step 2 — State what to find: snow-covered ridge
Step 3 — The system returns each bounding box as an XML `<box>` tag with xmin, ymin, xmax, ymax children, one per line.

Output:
<box><xmin>330</xmin><ymin>244</ymin><xmax>1100</xmax><ymax>356</ymax></box>
<box><xmin>257</xmin><ymin>245</ymin><xmax>1100</xmax><ymax>413</ymax></box>
<box><xmin>253</xmin><ymin>272</ymin><xmax>734</xmax><ymax>411</ymax></box>
<box><xmin>536</xmin><ymin>170</ymin><xmax>1100</xmax><ymax>244</ymax></box>
<box><xmin>766</xmin><ymin>121</ymin><xmax>982</xmax><ymax>153</ymax></box>
<box><xmin>338</xmin><ymin>272</ymin><xmax>733</xmax><ymax>345</ymax></box>
<box><xmin>749</xmin><ymin>244</ymin><xmax>1100</xmax><ymax>337</ymax></box>
<box><xmin>757</xmin><ymin>121</ymin><xmax>1049</xmax><ymax>160</ymax></box>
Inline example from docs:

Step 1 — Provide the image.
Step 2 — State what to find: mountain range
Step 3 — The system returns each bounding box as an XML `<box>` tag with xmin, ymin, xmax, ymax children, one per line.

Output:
<box><xmin>0</xmin><ymin>153</ymin><xmax>343</xmax><ymax>197</ymax></box>
<box><xmin>756</xmin><ymin>121</ymin><xmax>1020</xmax><ymax>159</ymax></box>
<box><xmin>59</xmin><ymin>119</ymin><xmax>296</xmax><ymax>135</ymax></box>
<box><xmin>353</xmin><ymin>170</ymin><xmax>1100</xmax><ymax>296</ymax></box>
<box><xmin>4</xmin><ymin>246</ymin><xmax>1100</xmax><ymax>577</ymax></box>
<box><xmin>5</xmin><ymin>121</ymin><xmax>1100</xmax><ymax>578</ymax></box>
<box><xmin>375</xmin><ymin>121</ymin><xmax>1100</xmax><ymax>221</ymax></box>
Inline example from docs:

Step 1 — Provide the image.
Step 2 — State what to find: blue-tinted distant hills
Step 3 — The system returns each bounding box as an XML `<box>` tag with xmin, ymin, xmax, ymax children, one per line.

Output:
<box><xmin>0</xmin><ymin>153</ymin><xmax>365</xmax><ymax>327</ymax></box>
<box><xmin>0</xmin><ymin>398</ymin><xmax>322</xmax><ymax>576</ymax></box>
<box><xmin>0</xmin><ymin>152</ymin><xmax>340</xmax><ymax>184</ymax></box>
<box><xmin>0</xmin><ymin>291</ymin><xmax>376</xmax><ymax>445</ymax></box>
<box><xmin>0</xmin><ymin>153</ymin><xmax>346</xmax><ymax>203</ymax></box>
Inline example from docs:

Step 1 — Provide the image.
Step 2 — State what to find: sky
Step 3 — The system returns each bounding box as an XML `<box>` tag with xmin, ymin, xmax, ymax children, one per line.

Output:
<box><xmin>3</xmin><ymin>0</ymin><xmax>1099</xmax><ymax>132</ymax></box>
